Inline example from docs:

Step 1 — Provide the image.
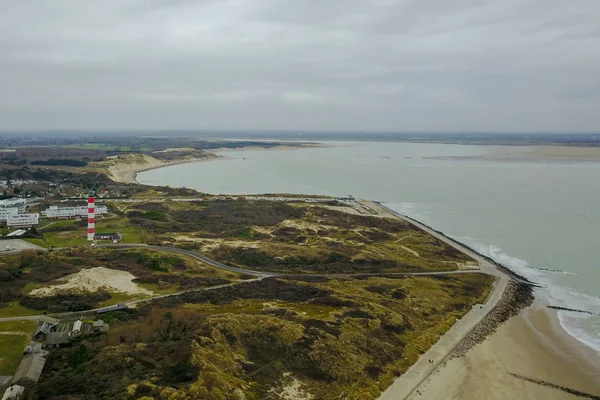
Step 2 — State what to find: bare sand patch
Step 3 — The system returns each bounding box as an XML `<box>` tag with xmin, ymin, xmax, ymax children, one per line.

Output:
<box><xmin>29</xmin><ymin>267</ymin><xmax>153</xmax><ymax>297</ymax></box>
<box><xmin>268</xmin><ymin>373</ymin><xmax>314</xmax><ymax>400</ymax></box>
<box><xmin>453</xmin><ymin>145</ymin><xmax>600</xmax><ymax>162</ymax></box>
<box><xmin>519</xmin><ymin>145</ymin><xmax>600</xmax><ymax>159</ymax></box>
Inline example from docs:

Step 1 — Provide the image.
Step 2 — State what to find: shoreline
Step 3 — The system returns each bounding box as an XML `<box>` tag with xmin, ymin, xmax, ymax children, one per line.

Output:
<box><xmin>368</xmin><ymin>202</ymin><xmax>599</xmax><ymax>399</ymax></box>
<box><xmin>109</xmin><ymin>145</ymin><xmax>599</xmax><ymax>397</ymax></box>
<box><xmin>130</xmin><ymin>156</ymin><xmax>224</xmax><ymax>184</ymax></box>
<box><xmin>115</xmin><ymin>143</ymin><xmax>324</xmax><ymax>184</ymax></box>
<box><xmin>106</xmin><ymin>155</ymin><xmax>224</xmax><ymax>184</ymax></box>
<box><xmin>409</xmin><ymin>304</ymin><xmax>600</xmax><ymax>399</ymax></box>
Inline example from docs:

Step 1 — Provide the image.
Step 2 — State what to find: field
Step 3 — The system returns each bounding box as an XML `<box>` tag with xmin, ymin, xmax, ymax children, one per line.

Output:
<box><xmin>0</xmin><ymin>302</ymin><xmax>38</xmax><ymax>318</ymax></box>
<box><xmin>0</xmin><ymin>247</ymin><xmax>242</xmax><ymax>314</ymax></box>
<box><xmin>0</xmin><ymin>320</ymin><xmax>37</xmax><ymax>334</ymax></box>
<box><xmin>0</xmin><ymin>335</ymin><xmax>27</xmax><ymax>375</ymax></box>
<box><xmin>37</xmin><ymin>273</ymin><xmax>494</xmax><ymax>400</ymax></box>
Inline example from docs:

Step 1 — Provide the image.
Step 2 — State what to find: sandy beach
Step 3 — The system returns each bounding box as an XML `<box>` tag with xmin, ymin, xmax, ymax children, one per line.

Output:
<box><xmin>407</xmin><ymin>305</ymin><xmax>600</xmax><ymax>400</ymax></box>
<box><xmin>105</xmin><ymin>154</ymin><xmax>222</xmax><ymax>184</ymax></box>
<box><xmin>104</xmin><ymin>143</ymin><xmax>324</xmax><ymax>184</ymax></box>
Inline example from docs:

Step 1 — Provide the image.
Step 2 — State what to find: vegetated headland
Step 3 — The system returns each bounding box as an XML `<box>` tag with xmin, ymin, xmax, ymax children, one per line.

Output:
<box><xmin>1</xmin><ymin>136</ymin><xmax>597</xmax><ymax>400</ymax></box>
<box><xmin>0</xmin><ymin>192</ymin><xmax>526</xmax><ymax>400</ymax></box>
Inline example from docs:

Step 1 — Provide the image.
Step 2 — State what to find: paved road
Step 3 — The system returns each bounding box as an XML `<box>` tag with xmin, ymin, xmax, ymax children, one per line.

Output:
<box><xmin>101</xmin><ymin>244</ymin><xmax>485</xmax><ymax>279</ymax></box>
<box><xmin>1</xmin><ymin>213</ymin><xmax>502</xmax><ymax>325</ymax></box>
<box><xmin>0</xmin><ymin>277</ymin><xmax>265</xmax><ymax>323</ymax></box>
<box><xmin>99</xmin><ymin>244</ymin><xmax>274</xmax><ymax>277</ymax></box>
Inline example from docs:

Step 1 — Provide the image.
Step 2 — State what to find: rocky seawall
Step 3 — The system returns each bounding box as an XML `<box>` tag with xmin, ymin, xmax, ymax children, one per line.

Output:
<box><xmin>450</xmin><ymin>280</ymin><xmax>534</xmax><ymax>358</ymax></box>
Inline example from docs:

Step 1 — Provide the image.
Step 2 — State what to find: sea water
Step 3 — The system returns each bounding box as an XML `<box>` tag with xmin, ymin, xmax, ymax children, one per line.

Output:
<box><xmin>139</xmin><ymin>141</ymin><xmax>600</xmax><ymax>352</ymax></box>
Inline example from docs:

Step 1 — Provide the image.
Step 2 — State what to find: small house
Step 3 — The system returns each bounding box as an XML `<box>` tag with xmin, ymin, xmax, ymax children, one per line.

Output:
<box><xmin>93</xmin><ymin>232</ymin><xmax>122</xmax><ymax>243</ymax></box>
<box><xmin>33</xmin><ymin>317</ymin><xmax>58</xmax><ymax>342</ymax></box>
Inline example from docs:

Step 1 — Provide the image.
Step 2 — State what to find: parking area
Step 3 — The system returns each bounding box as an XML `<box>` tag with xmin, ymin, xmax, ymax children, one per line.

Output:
<box><xmin>0</xmin><ymin>239</ymin><xmax>44</xmax><ymax>253</ymax></box>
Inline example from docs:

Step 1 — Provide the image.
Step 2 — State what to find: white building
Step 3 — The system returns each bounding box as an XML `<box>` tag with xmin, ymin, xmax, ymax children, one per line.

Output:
<box><xmin>0</xmin><ymin>198</ymin><xmax>27</xmax><ymax>212</ymax></box>
<box><xmin>6</xmin><ymin>214</ymin><xmax>39</xmax><ymax>228</ymax></box>
<box><xmin>42</xmin><ymin>205</ymin><xmax>109</xmax><ymax>220</ymax></box>
<box><xmin>0</xmin><ymin>207</ymin><xmax>18</xmax><ymax>222</ymax></box>
<box><xmin>72</xmin><ymin>320</ymin><xmax>83</xmax><ymax>335</ymax></box>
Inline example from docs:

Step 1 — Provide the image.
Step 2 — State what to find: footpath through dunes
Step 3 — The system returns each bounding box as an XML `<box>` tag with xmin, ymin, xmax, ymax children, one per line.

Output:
<box><xmin>359</xmin><ymin>200</ymin><xmax>515</xmax><ymax>400</ymax></box>
<box><xmin>1</xmin><ymin>198</ymin><xmax>517</xmax><ymax>399</ymax></box>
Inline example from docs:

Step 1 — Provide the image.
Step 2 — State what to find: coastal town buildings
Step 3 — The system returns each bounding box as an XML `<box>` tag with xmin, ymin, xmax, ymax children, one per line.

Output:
<box><xmin>6</xmin><ymin>214</ymin><xmax>39</xmax><ymax>228</ymax></box>
<box><xmin>41</xmin><ymin>205</ymin><xmax>109</xmax><ymax>220</ymax></box>
<box><xmin>0</xmin><ymin>208</ymin><xmax>18</xmax><ymax>223</ymax></box>
<box><xmin>0</xmin><ymin>199</ymin><xmax>27</xmax><ymax>213</ymax></box>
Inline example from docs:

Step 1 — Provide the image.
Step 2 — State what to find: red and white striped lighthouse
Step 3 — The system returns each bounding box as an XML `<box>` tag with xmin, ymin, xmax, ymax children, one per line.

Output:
<box><xmin>87</xmin><ymin>197</ymin><xmax>95</xmax><ymax>241</ymax></box>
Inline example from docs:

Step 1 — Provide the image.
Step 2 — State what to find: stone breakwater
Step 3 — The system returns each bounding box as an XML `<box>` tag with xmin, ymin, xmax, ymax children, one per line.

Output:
<box><xmin>450</xmin><ymin>280</ymin><xmax>534</xmax><ymax>358</ymax></box>
<box><xmin>509</xmin><ymin>374</ymin><xmax>600</xmax><ymax>399</ymax></box>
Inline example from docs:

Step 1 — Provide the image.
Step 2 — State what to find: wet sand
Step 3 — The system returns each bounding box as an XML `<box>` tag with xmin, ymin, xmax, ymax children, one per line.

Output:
<box><xmin>408</xmin><ymin>306</ymin><xmax>600</xmax><ymax>400</ymax></box>
<box><xmin>481</xmin><ymin>145</ymin><xmax>600</xmax><ymax>161</ymax></box>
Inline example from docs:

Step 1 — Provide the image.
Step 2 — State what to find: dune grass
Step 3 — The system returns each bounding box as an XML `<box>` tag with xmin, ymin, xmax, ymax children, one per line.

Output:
<box><xmin>37</xmin><ymin>273</ymin><xmax>494</xmax><ymax>400</ymax></box>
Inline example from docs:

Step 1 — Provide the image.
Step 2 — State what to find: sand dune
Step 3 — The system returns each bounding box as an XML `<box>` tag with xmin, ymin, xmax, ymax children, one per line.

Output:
<box><xmin>29</xmin><ymin>267</ymin><xmax>153</xmax><ymax>297</ymax></box>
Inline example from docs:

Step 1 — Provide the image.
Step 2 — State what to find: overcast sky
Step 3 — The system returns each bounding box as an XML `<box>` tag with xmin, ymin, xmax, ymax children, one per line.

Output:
<box><xmin>1</xmin><ymin>0</ymin><xmax>599</xmax><ymax>132</ymax></box>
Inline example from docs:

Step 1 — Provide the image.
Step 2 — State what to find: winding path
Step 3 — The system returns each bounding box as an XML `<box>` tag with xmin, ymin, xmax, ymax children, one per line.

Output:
<box><xmin>0</xmin><ymin>237</ymin><xmax>495</xmax><ymax>324</ymax></box>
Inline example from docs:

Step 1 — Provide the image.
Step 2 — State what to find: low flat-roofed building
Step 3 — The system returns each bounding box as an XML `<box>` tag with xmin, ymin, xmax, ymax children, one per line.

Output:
<box><xmin>42</xmin><ymin>205</ymin><xmax>109</xmax><ymax>220</ymax></box>
<box><xmin>10</xmin><ymin>355</ymin><xmax>45</xmax><ymax>388</ymax></box>
<box><xmin>6</xmin><ymin>214</ymin><xmax>39</xmax><ymax>228</ymax></box>
<box><xmin>93</xmin><ymin>320</ymin><xmax>109</xmax><ymax>333</ymax></box>
<box><xmin>44</xmin><ymin>332</ymin><xmax>71</xmax><ymax>349</ymax></box>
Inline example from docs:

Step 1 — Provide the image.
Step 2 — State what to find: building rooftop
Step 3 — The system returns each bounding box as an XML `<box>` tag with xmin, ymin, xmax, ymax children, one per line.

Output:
<box><xmin>11</xmin><ymin>355</ymin><xmax>45</xmax><ymax>387</ymax></box>
<box><xmin>45</xmin><ymin>331</ymin><xmax>71</xmax><ymax>346</ymax></box>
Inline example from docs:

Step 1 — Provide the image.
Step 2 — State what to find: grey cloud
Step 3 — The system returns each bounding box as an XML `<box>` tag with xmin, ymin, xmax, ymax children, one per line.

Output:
<box><xmin>0</xmin><ymin>0</ymin><xmax>599</xmax><ymax>131</ymax></box>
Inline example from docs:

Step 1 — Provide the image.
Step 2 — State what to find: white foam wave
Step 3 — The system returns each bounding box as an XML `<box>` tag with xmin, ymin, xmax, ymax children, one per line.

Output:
<box><xmin>386</xmin><ymin>203</ymin><xmax>600</xmax><ymax>354</ymax></box>
<box><xmin>455</xmin><ymin>235</ymin><xmax>600</xmax><ymax>352</ymax></box>
<box><xmin>557</xmin><ymin>312</ymin><xmax>600</xmax><ymax>353</ymax></box>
